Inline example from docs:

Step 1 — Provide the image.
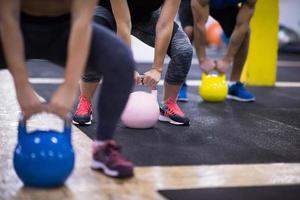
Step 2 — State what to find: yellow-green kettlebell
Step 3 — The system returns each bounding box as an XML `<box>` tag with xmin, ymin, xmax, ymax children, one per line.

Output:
<box><xmin>199</xmin><ymin>73</ymin><xmax>228</xmax><ymax>102</ymax></box>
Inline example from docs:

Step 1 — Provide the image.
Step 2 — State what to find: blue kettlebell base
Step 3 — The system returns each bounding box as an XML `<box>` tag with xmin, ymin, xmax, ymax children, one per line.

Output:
<box><xmin>23</xmin><ymin>181</ymin><xmax>65</xmax><ymax>188</ymax></box>
<box><xmin>14</xmin><ymin>120</ymin><xmax>75</xmax><ymax>188</ymax></box>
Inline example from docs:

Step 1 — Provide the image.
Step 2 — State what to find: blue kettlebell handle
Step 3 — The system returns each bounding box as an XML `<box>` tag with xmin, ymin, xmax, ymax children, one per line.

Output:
<box><xmin>18</xmin><ymin>113</ymin><xmax>72</xmax><ymax>143</ymax></box>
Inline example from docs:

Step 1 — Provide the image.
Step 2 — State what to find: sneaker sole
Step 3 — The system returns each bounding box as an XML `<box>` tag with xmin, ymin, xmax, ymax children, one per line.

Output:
<box><xmin>177</xmin><ymin>98</ymin><xmax>189</xmax><ymax>102</ymax></box>
<box><xmin>91</xmin><ymin>160</ymin><xmax>119</xmax><ymax>177</ymax></box>
<box><xmin>72</xmin><ymin>115</ymin><xmax>93</xmax><ymax>126</ymax></box>
<box><xmin>159</xmin><ymin>115</ymin><xmax>188</xmax><ymax>126</ymax></box>
<box><xmin>91</xmin><ymin>160</ymin><xmax>133</xmax><ymax>178</ymax></box>
<box><xmin>227</xmin><ymin>95</ymin><xmax>256</xmax><ymax>102</ymax></box>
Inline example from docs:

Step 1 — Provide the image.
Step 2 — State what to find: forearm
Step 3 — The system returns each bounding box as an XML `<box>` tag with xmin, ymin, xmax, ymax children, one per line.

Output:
<box><xmin>0</xmin><ymin>18</ymin><xmax>29</xmax><ymax>86</ymax></box>
<box><xmin>116</xmin><ymin>23</ymin><xmax>132</xmax><ymax>47</ymax></box>
<box><xmin>194</xmin><ymin>22</ymin><xmax>207</xmax><ymax>62</ymax></box>
<box><xmin>152</xmin><ymin>0</ymin><xmax>180</xmax><ymax>72</ymax></box>
<box><xmin>153</xmin><ymin>23</ymin><xmax>174</xmax><ymax>71</ymax></box>
<box><xmin>223</xmin><ymin>0</ymin><xmax>256</xmax><ymax>62</ymax></box>
<box><xmin>110</xmin><ymin>0</ymin><xmax>132</xmax><ymax>47</ymax></box>
<box><xmin>64</xmin><ymin>23</ymin><xmax>92</xmax><ymax>87</ymax></box>
<box><xmin>223</xmin><ymin>25</ymin><xmax>249</xmax><ymax>62</ymax></box>
<box><xmin>191</xmin><ymin>0</ymin><xmax>209</xmax><ymax>62</ymax></box>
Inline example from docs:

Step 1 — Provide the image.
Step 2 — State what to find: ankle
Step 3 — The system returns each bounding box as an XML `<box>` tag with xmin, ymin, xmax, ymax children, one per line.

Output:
<box><xmin>92</xmin><ymin>140</ymin><xmax>111</xmax><ymax>155</ymax></box>
<box><xmin>93</xmin><ymin>139</ymin><xmax>114</xmax><ymax>146</ymax></box>
<box><xmin>80</xmin><ymin>95</ymin><xmax>92</xmax><ymax>102</ymax></box>
<box><xmin>228</xmin><ymin>81</ymin><xmax>236</xmax><ymax>86</ymax></box>
<box><xmin>94</xmin><ymin>140</ymin><xmax>106</xmax><ymax>146</ymax></box>
<box><xmin>164</xmin><ymin>96</ymin><xmax>176</xmax><ymax>103</ymax></box>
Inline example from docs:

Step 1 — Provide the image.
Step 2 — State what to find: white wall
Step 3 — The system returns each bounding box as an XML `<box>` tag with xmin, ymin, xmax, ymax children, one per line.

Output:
<box><xmin>280</xmin><ymin>0</ymin><xmax>300</xmax><ymax>35</ymax></box>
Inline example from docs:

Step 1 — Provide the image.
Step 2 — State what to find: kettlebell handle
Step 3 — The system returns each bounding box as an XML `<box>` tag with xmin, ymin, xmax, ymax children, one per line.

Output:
<box><xmin>19</xmin><ymin>113</ymin><xmax>71</xmax><ymax>129</ymax></box>
<box><xmin>202</xmin><ymin>72</ymin><xmax>226</xmax><ymax>79</ymax></box>
<box><xmin>18</xmin><ymin>113</ymin><xmax>72</xmax><ymax>142</ymax></box>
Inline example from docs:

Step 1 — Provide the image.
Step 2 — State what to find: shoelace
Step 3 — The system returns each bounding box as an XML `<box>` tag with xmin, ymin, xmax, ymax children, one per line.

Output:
<box><xmin>165</xmin><ymin>98</ymin><xmax>184</xmax><ymax>117</ymax></box>
<box><xmin>105</xmin><ymin>143</ymin><xmax>125</xmax><ymax>162</ymax></box>
<box><xmin>75</xmin><ymin>96</ymin><xmax>92</xmax><ymax>115</ymax></box>
<box><xmin>236</xmin><ymin>82</ymin><xmax>248</xmax><ymax>92</ymax></box>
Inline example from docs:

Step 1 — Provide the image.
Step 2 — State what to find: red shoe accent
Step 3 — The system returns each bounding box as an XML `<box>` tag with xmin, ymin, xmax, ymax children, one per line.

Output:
<box><xmin>164</xmin><ymin>98</ymin><xmax>185</xmax><ymax>117</ymax></box>
<box><xmin>72</xmin><ymin>96</ymin><xmax>93</xmax><ymax>125</ymax></box>
<box><xmin>74</xmin><ymin>96</ymin><xmax>92</xmax><ymax>116</ymax></box>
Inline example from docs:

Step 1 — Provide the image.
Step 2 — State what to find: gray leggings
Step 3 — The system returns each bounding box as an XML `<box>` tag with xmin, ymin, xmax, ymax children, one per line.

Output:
<box><xmin>83</xmin><ymin>7</ymin><xmax>193</xmax><ymax>85</ymax></box>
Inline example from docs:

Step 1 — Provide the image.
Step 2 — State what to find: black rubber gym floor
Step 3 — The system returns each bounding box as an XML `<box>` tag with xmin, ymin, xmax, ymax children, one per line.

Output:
<box><xmin>29</xmin><ymin>53</ymin><xmax>300</xmax><ymax>167</ymax></box>
<box><xmin>159</xmin><ymin>185</ymin><xmax>300</xmax><ymax>200</ymax></box>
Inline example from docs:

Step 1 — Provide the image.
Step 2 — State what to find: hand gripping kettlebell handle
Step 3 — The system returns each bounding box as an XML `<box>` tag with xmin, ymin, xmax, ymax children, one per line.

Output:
<box><xmin>136</xmin><ymin>74</ymin><xmax>158</xmax><ymax>99</ymax></box>
<box><xmin>18</xmin><ymin>112</ymin><xmax>72</xmax><ymax>142</ymax></box>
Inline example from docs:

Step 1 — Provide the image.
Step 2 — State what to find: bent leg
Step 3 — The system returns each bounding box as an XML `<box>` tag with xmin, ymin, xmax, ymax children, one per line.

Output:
<box><xmin>230</xmin><ymin>30</ymin><xmax>250</xmax><ymax>81</ymax></box>
<box><xmin>73</xmin><ymin>6</ymin><xmax>117</xmax><ymax>125</ymax></box>
<box><xmin>88</xmin><ymin>24</ymin><xmax>135</xmax><ymax>140</ymax></box>
<box><xmin>164</xmin><ymin>28</ymin><xmax>193</xmax><ymax>101</ymax></box>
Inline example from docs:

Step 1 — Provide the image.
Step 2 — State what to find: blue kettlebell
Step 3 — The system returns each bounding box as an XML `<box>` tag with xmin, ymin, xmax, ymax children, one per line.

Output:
<box><xmin>13</xmin><ymin>114</ymin><xmax>75</xmax><ymax>188</ymax></box>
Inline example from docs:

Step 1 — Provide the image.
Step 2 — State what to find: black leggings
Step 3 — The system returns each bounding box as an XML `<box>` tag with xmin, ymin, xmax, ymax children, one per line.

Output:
<box><xmin>0</xmin><ymin>13</ymin><xmax>135</xmax><ymax>140</ymax></box>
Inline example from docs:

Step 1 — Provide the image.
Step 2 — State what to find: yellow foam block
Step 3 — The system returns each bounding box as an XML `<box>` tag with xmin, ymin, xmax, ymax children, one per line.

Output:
<box><xmin>241</xmin><ymin>0</ymin><xmax>279</xmax><ymax>86</ymax></box>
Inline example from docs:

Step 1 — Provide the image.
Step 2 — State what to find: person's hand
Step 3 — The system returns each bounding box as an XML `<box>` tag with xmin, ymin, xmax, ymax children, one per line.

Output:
<box><xmin>199</xmin><ymin>59</ymin><xmax>217</xmax><ymax>74</ymax></box>
<box><xmin>134</xmin><ymin>71</ymin><xmax>141</xmax><ymax>85</ymax></box>
<box><xmin>143</xmin><ymin>67</ymin><xmax>162</xmax><ymax>89</ymax></box>
<box><xmin>48</xmin><ymin>83</ymin><xmax>78</xmax><ymax>119</ymax></box>
<box><xmin>15</xmin><ymin>82</ymin><xmax>46</xmax><ymax>119</ymax></box>
<box><xmin>216</xmin><ymin>59</ymin><xmax>230</xmax><ymax>74</ymax></box>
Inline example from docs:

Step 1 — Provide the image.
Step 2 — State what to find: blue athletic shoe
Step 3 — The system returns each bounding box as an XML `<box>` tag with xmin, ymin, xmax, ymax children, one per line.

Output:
<box><xmin>227</xmin><ymin>81</ymin><xmax>255</xmax><ymax>102</ymax></box>
<box><xmin>177</xmin><ymin>83</ymin><xmax>189</xmax><ymax>102</ymax></box>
